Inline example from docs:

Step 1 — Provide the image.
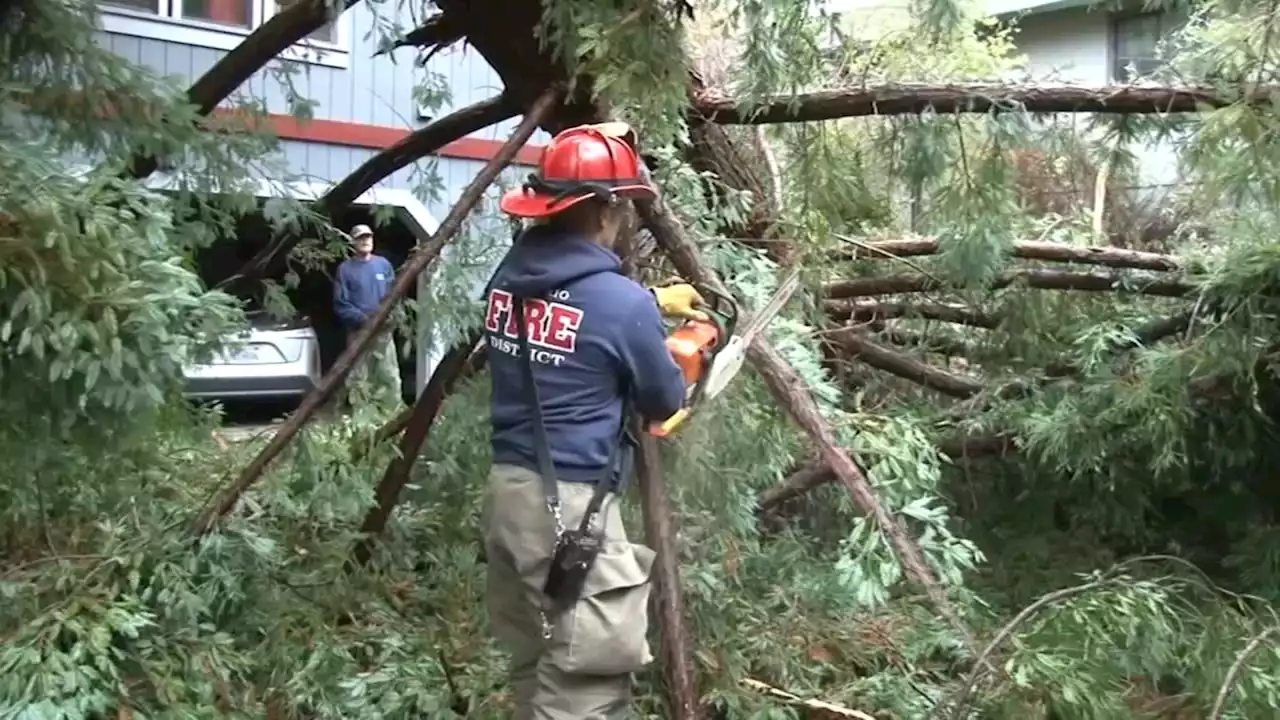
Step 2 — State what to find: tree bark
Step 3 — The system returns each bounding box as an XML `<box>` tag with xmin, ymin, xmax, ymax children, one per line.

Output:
<box><xmin>636</xmin><ymin>434</ymin><xmax>701</xmax><ymax>720</ymax></box>
<box><xmin>226</xmin><ymin>95</ymin><xmax>516</xmax><ymax>289</ymax></box>
<box><xmin>827</xmin><ymin>330</ymin><xmax>983</xmax><ymax>399</ymax></box>
<box><xmin>693</xmin><ymin>83</ymin><xmax>1268</xmax><ymax>125</ymax></box>
<box><xmin>188</xmin><ymin>88</ymin><xmax>561</xmax><ymax>537</ymax></box>
<box><xmin>635</xmin><ymin>190</ymin><xmax>977</xmax><ymax>651</ymax></box>
<box><xmin>825</xmin><ymin>269</ymin><xmax>1193</xmax><ymax>300</ymax></box>
<box><xmin>128</xmin><ymin>0</ymin><xmax>363</xmax><ymax>179</ymax></box>
<box><xmin>825</xmin><ymin>300</ymin><xmax>1000</xmax><ymax>329</ymax></box>
<box><xmin>830</xmin><ymin>237</ymin><xmax>1182</xmax><ymax>272</ymax></box>
<box><xmin>350</xmin><ymin>332</ymin><xmax>486</xmax><ymax>567</ymax></box>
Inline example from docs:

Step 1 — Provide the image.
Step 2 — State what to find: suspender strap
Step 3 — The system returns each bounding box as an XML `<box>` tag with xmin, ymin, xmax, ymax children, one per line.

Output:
<box><xmin>513</xmin><ymin>297</ymin><xmax>634</xmax><ymax>535</ymax></box>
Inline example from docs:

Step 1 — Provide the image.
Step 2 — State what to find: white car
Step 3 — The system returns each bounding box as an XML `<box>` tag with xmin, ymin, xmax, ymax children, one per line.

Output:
<box><xmin>184</xmin><ymin>311</ymin><xmax>322</xmax><ymax>400</ymax></box>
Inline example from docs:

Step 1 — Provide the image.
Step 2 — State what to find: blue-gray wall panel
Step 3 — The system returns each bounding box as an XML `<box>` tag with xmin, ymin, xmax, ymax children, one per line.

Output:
<box><xmin>95</xmin><ymin>4</ymin><xmax>552</xmax><ymax>151</ymax></box>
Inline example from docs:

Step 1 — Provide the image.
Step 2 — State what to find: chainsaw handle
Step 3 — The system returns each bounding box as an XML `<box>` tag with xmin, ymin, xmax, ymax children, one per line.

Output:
<box><xmin>694</xmin><ymin>286</ymin><xmax>739</xmax><ymax>336</ymax></box>
<box><xmin>648</xmin><ymin>408</ymin><xmax>691</xmax><ymax>438</ymax></box>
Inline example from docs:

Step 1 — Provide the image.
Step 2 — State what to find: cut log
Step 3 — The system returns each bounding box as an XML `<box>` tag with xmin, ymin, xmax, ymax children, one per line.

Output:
<box><xmin>636</xmin><ymin>188</ymin><xmax>977</xmax><ymax>650</ymax></box>
<box><xmin>825</xmin><ymin>268</ymin><xmax>1194</xmax><ymax>300</ymax></box>
<box><xmin>188</xmin><ymin>88</ymin><xmax>561</xmax><ymax>537</ymax></box>
<box><xmin>350</xmin><ymin>332</ymin><xmax>486</xmax><ymax>567</ymax></box>
<box><xmin>225</xmin><ymin>95</ymin><xmax>516</xmax><ymax>289</ymax></box>
<box><xmin>827</xmin><ymin>329</ymin><xmax>983</xmax><ymax>399</ymax></box>
<box><xmin>831</xmin><ymin>237</ymin><xmax>1182</xmax><ymax>272</ymax></box>
<box><xmin>129</xmin><ymin>0</ymin><xmax>363</xmax><ymax>179</ymax></box>
<box><xmin>693</xmin><ymin>83</ymin><xmax>1269</xmax><ymax>125</ymax></box>
<box><xmin>636</xmin><ymin>433</ymin><xmax>701</xmax><ymax>720</ymax></box>
<box><xmin>825</xmin><ymin>300</ymin><xmax>1000</xmax><ymax>329</ymax></box>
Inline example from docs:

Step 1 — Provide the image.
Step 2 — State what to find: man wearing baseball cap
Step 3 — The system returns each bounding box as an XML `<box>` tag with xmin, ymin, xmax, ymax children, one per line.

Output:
<box><xmin>333</xmin><ymin>223</ymin><xmax>400</xmax><ymax>409</ymax></box>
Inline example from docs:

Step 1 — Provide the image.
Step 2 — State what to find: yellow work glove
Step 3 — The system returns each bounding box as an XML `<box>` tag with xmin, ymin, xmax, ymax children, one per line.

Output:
<box><xmin>651</xmin><ymin>283</ymin><xmax>710</xmax><ymax>322</ymax></box>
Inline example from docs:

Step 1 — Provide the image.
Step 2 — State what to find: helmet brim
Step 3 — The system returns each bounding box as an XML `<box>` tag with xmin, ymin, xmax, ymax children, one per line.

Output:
<box><xmin>499</xmin><ymin>184</ymin><xmax>656</xmax><ymax>219</ymax></box>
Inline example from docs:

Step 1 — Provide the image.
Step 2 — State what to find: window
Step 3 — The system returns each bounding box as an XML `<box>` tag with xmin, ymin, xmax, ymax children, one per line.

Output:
<box><xmin>98</xmin><ymin>0</ymin><xmax>349</xmax><ymax>68</ymax></box>
<box><xmin>1111</xmin><ymin>11</ymin><xmax>1171</xmax><ymax>82</ymax></box>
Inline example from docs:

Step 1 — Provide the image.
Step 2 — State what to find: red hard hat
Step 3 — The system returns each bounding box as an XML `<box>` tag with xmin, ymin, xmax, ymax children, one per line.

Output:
<box><xmin>500</xmin><ymin>122</ymin><xmax>656</xmax><ymax>219</ymax></box>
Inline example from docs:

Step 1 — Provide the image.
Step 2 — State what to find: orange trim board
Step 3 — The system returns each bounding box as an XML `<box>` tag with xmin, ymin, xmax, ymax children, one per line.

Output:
<box><xmin>264</xmin><ymin>113</ymin><xmax>545</xmax><ymax>165</ymax></box>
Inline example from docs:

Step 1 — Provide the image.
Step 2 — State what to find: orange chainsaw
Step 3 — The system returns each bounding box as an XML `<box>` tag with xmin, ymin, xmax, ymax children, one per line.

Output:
<box><xmin>649</xmin><ymin>268</ymin><xmax>803</xmax><ymax>438</ymax></box>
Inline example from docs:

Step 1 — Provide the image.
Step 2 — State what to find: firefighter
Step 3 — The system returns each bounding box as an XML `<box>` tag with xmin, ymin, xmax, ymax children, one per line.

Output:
<box><xmin>481</xmin><ymin>122</ymin><xmax>704</xmax><ymax>719</ymax></box>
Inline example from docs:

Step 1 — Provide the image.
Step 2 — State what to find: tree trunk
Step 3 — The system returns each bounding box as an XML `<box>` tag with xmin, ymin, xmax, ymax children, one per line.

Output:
<box><xmin>636</xmin><ymin>434</ymin><xmax>701</xmax><ymax>720</ymax></box>
<box><xmin>693</xmin><ymin>82</ymin><xmax>1267</xmax><ymax>125</ymax></box>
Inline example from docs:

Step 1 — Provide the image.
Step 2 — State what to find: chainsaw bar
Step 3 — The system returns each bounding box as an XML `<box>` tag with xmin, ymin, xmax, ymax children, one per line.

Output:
<box><xmin>737</xmin><ymin>267</ymin><xmax>803</xmax><ymax>346</ymax></box>
<box><xmin>699</xmin><ymin>267</ymin><xmax>803</xmax><ymax>402</ymax></box>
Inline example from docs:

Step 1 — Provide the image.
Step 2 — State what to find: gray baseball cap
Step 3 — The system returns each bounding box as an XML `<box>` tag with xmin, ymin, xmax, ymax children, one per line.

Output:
<box><xmin>350</xmin><ymin>224</ymin><xmax>373</xmax><ymax>239</ymax></box>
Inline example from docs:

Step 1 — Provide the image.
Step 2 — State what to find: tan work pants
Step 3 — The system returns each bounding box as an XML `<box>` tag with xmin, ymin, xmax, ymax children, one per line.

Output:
<box><xmin>484</xmin><ymin>463</ymin><xmax>656</xmax><ymax>720</ymax></box>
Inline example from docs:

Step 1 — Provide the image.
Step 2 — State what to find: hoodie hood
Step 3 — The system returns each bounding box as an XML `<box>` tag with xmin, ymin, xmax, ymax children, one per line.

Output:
<box><xmin>490</xmin><ymin>225</ymin><xmax>622</xmax><ymax>298</ymax></box>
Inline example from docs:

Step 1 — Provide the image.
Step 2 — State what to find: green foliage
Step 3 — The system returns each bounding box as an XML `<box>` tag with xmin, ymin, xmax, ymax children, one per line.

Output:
<box><xmin>14</xmin><ymin>0</ymin><xmax>1280</xmax><ymax>718</ymax></box>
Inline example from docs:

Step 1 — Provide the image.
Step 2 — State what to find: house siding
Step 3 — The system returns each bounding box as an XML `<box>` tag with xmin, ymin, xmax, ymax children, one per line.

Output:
<box><xmin>1010</xmin><ymin>6</ymin><xmax>1184</xmax><ymax>190</ymax></box>
<box><xmin>94</xmin><ymin>3</ymin><xmax>549</xmax><ymax>200</ymax></box>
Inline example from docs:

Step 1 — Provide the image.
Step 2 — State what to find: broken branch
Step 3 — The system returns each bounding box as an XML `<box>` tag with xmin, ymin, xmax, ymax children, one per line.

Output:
<box><xmin>825</xmin><ymin>269</ymin><xmax>1193</xmax><ymax>300</ymax></box>
<box><xmin>825</xmin><ymin>300</ymin><xmax>1000</xmax><ymax>329</ymax></box>
<box><xmin>188</xmin><ymin>88</ymin><xmax>561</xmax><ymax>537</ymax></box>
<box><xmin>383</xmin><ymin>12</ymin><xmax>466</xmax><ymax>54</ymax></box>
<box><xmin>693</xmin><ymin>82</ymin><xmax>1269</xmax><ymax>125</ymax></box>
<box><xmin>831</xmin><ymin>237</ymin><xmax>1182</xmax><ymax>272</ymax></box>
<box><xmin>827</xmin><ymin>329</ymin><xmax>983</xmax><ymax>399</ymax></box>
<box><xmin>350</xmin><ymin>331</ymin><xmax>486</xmax><ymax>567</ymax></box>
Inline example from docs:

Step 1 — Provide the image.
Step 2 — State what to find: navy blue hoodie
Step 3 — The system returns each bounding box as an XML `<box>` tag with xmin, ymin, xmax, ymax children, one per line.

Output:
<box><xmin>484</xmin><ymin>226</ymin><xmax>686</xmax><ymax>484</ymax></box>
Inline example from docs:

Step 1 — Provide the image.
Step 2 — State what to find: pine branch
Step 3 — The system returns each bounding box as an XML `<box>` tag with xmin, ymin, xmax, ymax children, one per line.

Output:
<box><xmin>1209</xmin><ymin>626</ymin><xmax>1280</xmax><ymax>720</ymax></box>
<box><xmin>349</xmin><ymin>332</ymin><xmax>486</xmax><ymax>568</ymax></box>
<box><xmin>693</xmin><ymin>82</ymin><xmax>1272</xmax><ymax>125</ymax></box>
<box><xmin>831</xmin><ymin>237</ymin><xmax>1183</xmax><ymax>272</ymax></box>
<box><xmin>825</xmin><ymin>300</ymin><xmax>1001</xmax><ymax>329</ymax></box>
<box><xmin>128</xmin><ymin>0</ymin><xmax>363</xmax><ymax>179</ymax></box>
<box><xmin>188</xmin><ymin>88</ymin><xmax>561</xmax><ymax>537</ymax></box>
<box><xmin>825</xmin><ymin>269</ymin><xmax>1193</xmax><ymax>300</ymax></box>
<box><xmin>223</xmin><ymin>95</ymin><xmax>515</xmax><ymax>290</ymax></box>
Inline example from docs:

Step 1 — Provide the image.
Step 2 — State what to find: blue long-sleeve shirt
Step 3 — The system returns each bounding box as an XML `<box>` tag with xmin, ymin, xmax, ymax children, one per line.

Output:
<box><xmin>484</xmin><ymin>225</ymin><xmax>687</xmax><ymax>484</ymax></box>
<box><xmin>334</xmin><ymin>255</ymin><xmax>394</xmax><ymax>328</ymax></box>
